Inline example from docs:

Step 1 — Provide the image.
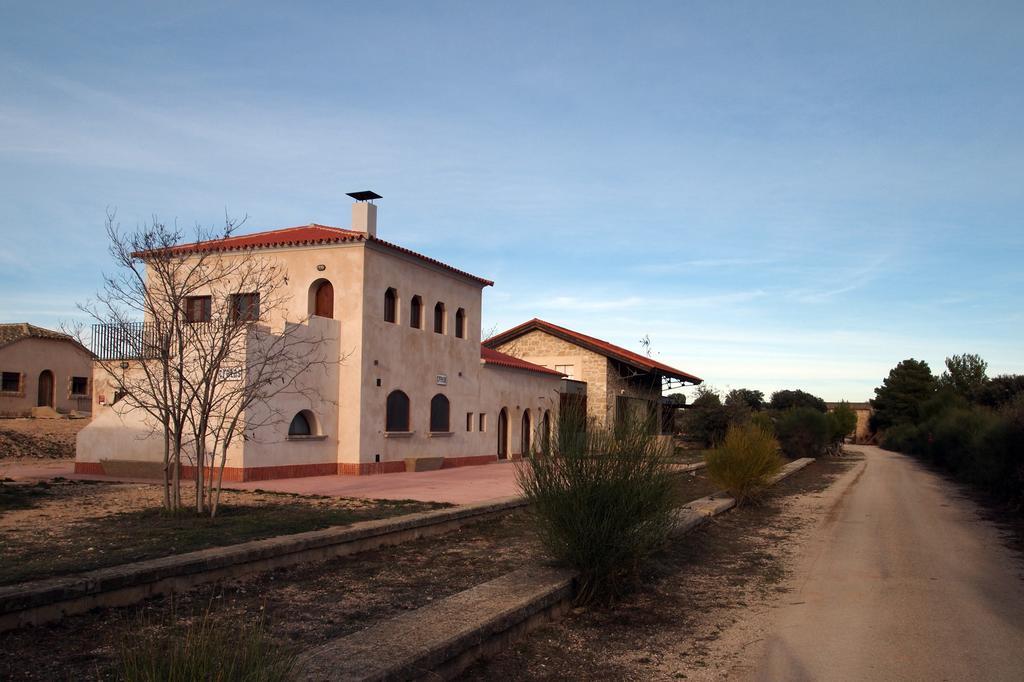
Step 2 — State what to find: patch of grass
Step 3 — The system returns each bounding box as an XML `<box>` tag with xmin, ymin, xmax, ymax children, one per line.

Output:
<box><xmin>0</xmin><ymin>496</ymin><xmax>447</xmax><ymax>586</ymax></box>
<box><xmin>0</xmin><ymin>481</ymin><xmax>53</xmax><ymax>511</ymax></box>
<box><xmin>117</xmin><ymin>608</ymin><xmax>294</xmax><ymax>682</ymax></box>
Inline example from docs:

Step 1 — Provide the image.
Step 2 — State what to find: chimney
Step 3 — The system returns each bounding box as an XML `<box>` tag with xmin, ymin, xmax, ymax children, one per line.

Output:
<box><xmin>347</xmin><ymin>190</ymin><xmax>382</xmax><ymax>237</ymax></box>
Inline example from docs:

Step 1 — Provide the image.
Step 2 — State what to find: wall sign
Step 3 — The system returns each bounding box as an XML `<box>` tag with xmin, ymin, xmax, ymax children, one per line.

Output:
<box><xmin>436</xmin><ymin>374</ymin><xmax>448</xmax><ymax>386</ymax></box>
<box><xmin>220</xmin><ymin>367</ymin><xmax>244</xmax><ymax>381</ymax></box>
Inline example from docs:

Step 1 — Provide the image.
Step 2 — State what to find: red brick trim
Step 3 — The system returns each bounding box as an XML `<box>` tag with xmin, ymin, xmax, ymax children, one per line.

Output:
<box><xmin>338</xmin><ymin>461</ymin><xmax>407</xmax><ymax>476</ymax></box>
<box><xmin>73</xmin><ymin>462</ymin><xmax>105</xmax><ymax>475</ymax></box>
<box><xmin>180</xmin><ymin>462</ymin><xmax>339</xmax><ymax>482</ymax></box>
<box><xmin>75</xmin><ymin>455</ymin><xmax>504</xmax><ymax>480</ymax></box>
<box><xmin>441</xmin><ymin>455</ymin><xmax>498</xmax><ymax>469</ymax></box>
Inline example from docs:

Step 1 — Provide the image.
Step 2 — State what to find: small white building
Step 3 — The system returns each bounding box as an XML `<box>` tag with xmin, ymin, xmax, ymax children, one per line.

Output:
<box><xmin>75</xmin><ymin>194</ymin><xmax>562</xmax><ymax>481</ymax></box>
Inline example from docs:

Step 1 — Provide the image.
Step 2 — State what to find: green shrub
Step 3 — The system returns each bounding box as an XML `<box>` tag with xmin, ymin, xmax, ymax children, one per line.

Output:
<box><xmin>775</xmin><ymin>407</ymin><xmax>830</xmax><ymax>458</ymax></box>
<box><xmin>880</xmin><ymin>422</ymin><xmax>925</xmax><ymax>454</ymax></box>
<box><xmin>705</xmin><ymin>423</ymin><xmax>784</xmax><ymax>506</ymax></box>
<box><xmin>827</xmin><ymin>402</ymin><xmax>858</xmax><ymax>450</ymax></box>
<box><xmin>881</xmin><ymin>395</ymin><xmax>1024</xmax><ymax>507</ymax></box>
<box><xmin>517</xmin><ymin>407</ymin><xmax>677</xmax><ymax>605</ymax></box>
<box><xmin>117</xmin><ymin>611</ymin><xmax>293</xmax><ymax>682</ymax></box>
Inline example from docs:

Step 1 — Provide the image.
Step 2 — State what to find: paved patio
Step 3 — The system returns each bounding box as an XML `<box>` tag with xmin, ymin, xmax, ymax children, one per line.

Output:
<box><xmin>0</xmin><ymin>459</ymin><xmax>523</xmax><ymax>505</ymax></box>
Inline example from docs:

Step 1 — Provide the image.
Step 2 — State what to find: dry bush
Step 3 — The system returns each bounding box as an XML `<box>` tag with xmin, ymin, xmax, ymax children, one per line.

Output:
<box><xmin>705</xmin><ymin>422</ymin><xmax>784</xmax><ymax>506</ymax></box>
<box><xmin>517</xmin><ymin>406</ymin><xmax>676</xmax><ymax>605</ymax></box>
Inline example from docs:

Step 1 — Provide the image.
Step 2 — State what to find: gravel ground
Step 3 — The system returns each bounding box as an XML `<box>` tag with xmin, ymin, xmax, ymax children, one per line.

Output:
<box><xmin>0</xmin><ymin>417</ymin><xmax>88</xmax><ymax>459</ymax></box>
<box><xmin>459</xmin><ymin>456</ymin><xmax>860</xmax><ymax>681</ymax></box>
<box><xmin>0</xmin><ymin>471</ymin><xmax>717</xmax><ymax>680</ymax></box>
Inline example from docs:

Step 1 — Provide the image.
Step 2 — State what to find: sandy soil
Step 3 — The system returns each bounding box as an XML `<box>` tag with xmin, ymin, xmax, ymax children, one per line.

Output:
<box><xmin>0</xmin><ymin>417</ymin><xmax>88</xmax><ymax>460</ymax></box>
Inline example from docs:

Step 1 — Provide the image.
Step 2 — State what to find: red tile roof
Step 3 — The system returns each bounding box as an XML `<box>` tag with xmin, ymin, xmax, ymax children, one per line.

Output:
<box><xmin>0</xmin><ymin>323</ymin><xmax>93</xmax><ymax>355</ymax></box>
<box><xmin>484</xmin><ymin>318</ymin><xmax>703</xmax><ymax>384</ymax></box>
<box><xmin>480</xmin><ymin>345</ymin><xmax>565</xmax><ymax>377</ymax></box>
<box><xmin>147</xmin><ymin>224</ymin><xmax>494</xmax><ymax>286</ymax></box>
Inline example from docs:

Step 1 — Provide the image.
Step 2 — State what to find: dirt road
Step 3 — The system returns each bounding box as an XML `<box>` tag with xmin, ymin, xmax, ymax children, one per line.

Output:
<box><xmin>739</xmin><ymin>446</ymin><xmax>1024</xmax><ymax>681</ymax></box>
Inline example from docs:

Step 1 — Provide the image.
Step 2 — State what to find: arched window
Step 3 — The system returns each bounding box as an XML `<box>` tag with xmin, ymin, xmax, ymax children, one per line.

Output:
<box><xmin>288</xmin><ymin>410</ymin><xmax>315</xmax><ymax>436</ymax></box>
<box><xmin>384</xmin><ymin>288</ymin><xmax>398</xmax><ymax>323</ymax></box>
<box><xmin>430</xmin><ymin>394</ymin><xmax>450</xmax><ymax>432</ymax></box>
<box><xmin>433</xmin><ymin>302</ymin><xmax>446</xmax><ymax>334</ymax></box>
<box><xmin>521</xmin><ymin>409</ymin><xmax>532</xmax><ymax>455</ymax></box>
<box><xmin>455</xmin><ymin>308</ymin><xmax>466</xmax><ymax>339</ymax></box>
<box><xmin>542</xmin><ymin>410</ymin><xmax>552</xmax><ymax>452</ymax></box>
<box><xmin>386</xmin><ymin>390</ymin><xmax>410</xmax><ymax>432</ymax></box>
<box><xmin>309</xmin><ymin>279</ymin><xmax>334</xmax><ymax>318</ymax></box>
<box><xmin>410</xmin><ymin>295</ymin><xmax>423</xmax><ymax>329</ymax></box>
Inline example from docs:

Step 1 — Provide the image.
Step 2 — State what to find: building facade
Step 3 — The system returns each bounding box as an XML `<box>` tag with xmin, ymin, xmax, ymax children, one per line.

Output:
<box><xmin>0</xmin><ymin>324</ymin><xmax>94</xmax><ymax>417</ymax></box>
<box><xmin>485</xmin><ymin>319</ymin><xmax>702</xmax><ymax>436</ymax></box>
<box><xmin>75</xmin><ymin>196</ymin><xmax>562</xmax><ymax>480</ymax></box>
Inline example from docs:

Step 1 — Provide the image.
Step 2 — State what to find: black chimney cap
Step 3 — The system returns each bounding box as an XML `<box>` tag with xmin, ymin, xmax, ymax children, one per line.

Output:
<box><xmin>346</xmin><ymin>191</ymin><xmax>382</xmax><ymax>202</ymax></box>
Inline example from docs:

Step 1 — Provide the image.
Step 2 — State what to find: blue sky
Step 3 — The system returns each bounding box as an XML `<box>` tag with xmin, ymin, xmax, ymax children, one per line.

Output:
<box><xmin>1</xmin><ymin>1</ymin><xmax>1021</xmax><ymax>401</ymax></box>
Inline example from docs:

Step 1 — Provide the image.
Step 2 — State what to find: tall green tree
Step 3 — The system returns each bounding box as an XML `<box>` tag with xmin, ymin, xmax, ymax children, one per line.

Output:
<box><xmin>977</xmin><ymin>374</ymin><xmax>1024</xmax><ymax>408</ymax></box>
<box><xmin>870</xmin><ymin>359</ymin><xmax>938</xmax><ymax>431</ymax></box>
<box><xmin>939</xmin><ymin>353</ymin><xmax>988</xmax><ymax>402</ymax></box>
<box><xmin>768</xmin><ymin>389</ymin><xmax>827</xmax><ymax>413</ymax></box>
<box><xmin>725</xmin><ymin>388</ymin><xmax>765</xmax><ymax>411</ymax></box>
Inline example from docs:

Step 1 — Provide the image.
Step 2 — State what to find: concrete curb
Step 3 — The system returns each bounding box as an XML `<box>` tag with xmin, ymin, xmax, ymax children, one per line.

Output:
<box><xmin>671</xmin><ymin>460</ymin><xmax>707</xmax><ymax>474</ymax></box>
<box><xmin>0</xmin><ymin>495</ymin><xmax>526</xmax><ymax>633</ymax></box>
<box><xmin>296</xmin><ymin>565</ymin><xmax>576</xmax><ymax>681</ymax></box>
<box><xmin>294</xmin><ymin>457</ymin><xmax>815</xmax><ymax>680</ymax></box>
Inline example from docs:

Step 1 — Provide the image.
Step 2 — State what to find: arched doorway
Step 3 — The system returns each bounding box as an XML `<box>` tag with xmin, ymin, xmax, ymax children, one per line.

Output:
<box><xmin>542</xmin><ymin>410</ymin><xmax>552</xmax><ymax>453</ymax></box>
<box><xmin>497</xmin><ymin>408</ymin><xmax>509</xmax><ymax>459</ymax></box>
<box><xmin>521</xmin><ymin>409</ymin><xmax>531</xmax><ymax>456</ymax></box>
<box><xmin>310</xmin><ymin>279</ymin><xmax>334</xmax><ymax>318</ymax></box>
<box><xmin>37</xmin><ymin>370</ymin><xmax>54</xmax><ymax>408</ymax></box>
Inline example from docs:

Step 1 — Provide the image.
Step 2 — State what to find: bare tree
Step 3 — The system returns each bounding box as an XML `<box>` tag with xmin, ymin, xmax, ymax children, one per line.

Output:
<box><xmin>79</xmin><ymin>210</ymin><xmax>336</xmax><ymax>515</ymax></box>
<box><xmin>174</xmin><ymin>253</ymin><xmax>335</xmax><ymax>516</ymax></box>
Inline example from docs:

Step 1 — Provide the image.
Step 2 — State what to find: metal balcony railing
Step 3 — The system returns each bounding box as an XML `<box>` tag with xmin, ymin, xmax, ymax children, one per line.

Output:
<box><xmin>91</xmin><ymin>322</ymin><xmax>165</xmax><ymax>360</ymax></box>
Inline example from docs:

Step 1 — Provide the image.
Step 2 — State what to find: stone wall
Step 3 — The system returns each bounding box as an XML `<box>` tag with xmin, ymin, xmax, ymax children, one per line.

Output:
<box><xmin>491</xmin><ymin>330</ymin><xmax>616</xmax><ymax>428</ymax></box>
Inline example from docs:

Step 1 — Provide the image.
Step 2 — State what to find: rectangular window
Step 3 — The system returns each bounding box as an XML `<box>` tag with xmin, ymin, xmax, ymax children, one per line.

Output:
<box><xmin>230</xmin><ymin>293</ymin><xmax>260</xmax><ymax>322</ymax></box>
<box><xmin>71</xmin><ymin>376</ymin><xmax>89</xmax><ymax>396</ymax></box>
<box><xmin>554</xmin><ymin>364</ymin><xmax>575</xmax><ymax>379</ymax></box>
<box><xmin>466</xmin><ymin>412</ymin><xmax>474</xmax><ymax>432</ymax></box>
<box><xmin>478</xmin><ymin>413</ymin><xmax>487</xmax><ymax>432</ymax></box>
<box><xmin>1</xmin><ymin>372</ymin><xmax>20</xmax><ymax>392</ymax></box>
<box><xmin>185</xmin><ymin>295</ymin><xmax>212</xmax><ymax>323</ymax></box>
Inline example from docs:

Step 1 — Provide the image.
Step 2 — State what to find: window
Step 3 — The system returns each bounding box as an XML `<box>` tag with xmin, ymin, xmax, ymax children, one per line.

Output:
<box><xmin>386</xmin><ymin>390</ymin><xmax>410</xmax><ymax>432</ymax></box>
<box><xmin>71</xmin><ymin>376</ymin><xmax>89</xmax><ymax>396</ymax></box>
<box><xmin>230</xmin><ymin>293</ymin><xmax>260</xmax><ymax>321</ymax></box>
<box><xmin>433</xmin><ymin>302</ymin><xmax>446</xmax><ymax>334</ymax></box>
<box><xmin>410</xmin><ymin>295</ymin><xmax>423</xmax><ymax>329</ymax></box>
<box><xmin>430</xmin><ymin>393</ymin><xmax>450</xmax><ymax>432</ymax></box>
<box><xmin>1</xmin><ymin>372</ymin><xmax>20</xmax><ymax>393</ymax></box>
<box><xmin>384</xmin><ymin>288</ymin><xmax>398</xmax><ymax>323</ymax></box>
<box><xmin>554</xmin><ymin>364</ymin><xmax>575</xmax><ymax>379</ymax></box>
<box><xmin>185</xmin><ymin>295</ymin><xmax>212</xmax><ymax>323</ymax></box>
<box><xmin>310</xmin><ymin>279</ymin><xmax>334</xmax><ymax>318</ymax></box>
<box><xmin>478</xmin><ymin>413</ymin><xmax>487</xmax><ymax>432</ymax></box>
<box><xmin>466</xmin><ymin>412</ymin><xmax>474</xmax><ymax>432</ymax></box>
<box><xmin>288</xmin><ymin>411</ymin><xmax>313</xmax><ymax>436</ymax></box>
<box><xmin>455</xmin><ymin>308</ymin><xmax>466</xmax><ymax>339</ymax></box>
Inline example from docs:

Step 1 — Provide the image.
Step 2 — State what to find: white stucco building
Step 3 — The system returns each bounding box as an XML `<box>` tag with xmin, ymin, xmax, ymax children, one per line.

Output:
<box><xmin>75</xmin><ymin>194</ymin><xmax>562</xmax><ymax>481</ymax></box>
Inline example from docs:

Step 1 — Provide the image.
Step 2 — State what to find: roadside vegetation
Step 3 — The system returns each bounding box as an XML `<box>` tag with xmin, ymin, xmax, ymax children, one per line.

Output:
<box><xmin>679</xmin><ymin>386</ymin><xmax>855</xmax><ymax>458</ymax></box>
<box><xmin>873</xmin><ymin>354</ymin><xmax>1024</xmax><ymax>508</ymax></box>
<box><xmin>705</xmin><ymin>422</ymin><xmax>783</xmax><ymax>506</ymax></box>
<box><xmin>517</xmin><ymin>406</ymin><xmax>677</xmax><ymax>605</ymax></box>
